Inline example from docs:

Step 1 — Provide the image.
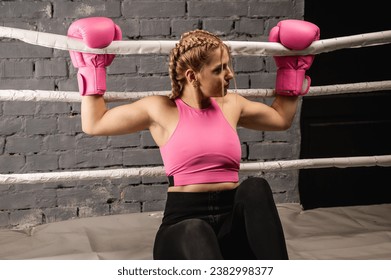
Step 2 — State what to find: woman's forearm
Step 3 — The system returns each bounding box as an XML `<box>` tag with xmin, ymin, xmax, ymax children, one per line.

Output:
<box><xmin>81</xmin><ymin>95</ymin><xmax>109</xmax><ymax>135</ymax></box>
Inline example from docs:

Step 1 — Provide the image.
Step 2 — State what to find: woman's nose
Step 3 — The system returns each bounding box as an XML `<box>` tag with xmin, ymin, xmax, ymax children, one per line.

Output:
<box><xmin>226</xmin><ymin>67</ymin><xmax>233</xmax><ymax>80</ymax></box>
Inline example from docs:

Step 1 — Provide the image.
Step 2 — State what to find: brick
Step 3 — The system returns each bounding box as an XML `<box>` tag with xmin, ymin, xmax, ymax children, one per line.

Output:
<box><xmin>0</xmin><ymin>2</ymin><xmax>52</xmax><ymax>19</ymax></box>
<box><xmin>110</xmin><ymin>202</ymin><xmax>140</xmax><ymax>215</ymax></box>
<box><xmin>26</xmin><ymin>118</ymin><xmax>57</xmax><ymax>135</ymax></box>
<box><xmin>36</xmin><ymin>102</ymin><xmax>72</xmax><ymax>115</ymax></box>
<box><xmin>123</xmin><ymin>184</ymin><xmax>166</xmax><ymax>202</ymax></box>
<box><xmin>0</xmin><ymin>192</ymin><xmax>35</xmax><ymax>210</ymax></box>
<box><xmin>123</xmin><ymin>1</ymin><xmax>186</xmax><ymax>18</ymax></box>
<box><xmin>140</xmin><ymin>131</ymin><xmax>157</xmax><ymax>147</ymax></box>
<box><xmin>73</xmin><ymin>150</ymin><xmax>124</xmax><ymax>168</ymax></box>
<box><xmin>0</xmin><ymin>21</ymin><xmax>37</xmax><ymax>30</ymax></box>
<box><xmin>59</xmin><ymin>151</ymin><xmax>76</xmax><ymax>169</ymax></box>
<box><xmin>142</xmin><ymin>175</ymin><xmax>168</xmax><ymax>184</ymax></box>
<box><xmin>241</xmin><ymin>143</ymin><xmax>247</xmax><ymax>159</ymax></box>
<box><xmin>248</xmin><ymin>142</ymin><xmax>293</xmax><ymax>160</ymax></box>
<box><xmin>108</xmin><ymin>57</ymin><xmax>138</xmax><ymax>75</ymax></box>
<box><xmin>0</xmin><ymin>61</ymin><xmax>34</xmax><ymax>78</ymax></box>
<box><xmin>188</xmin><ymin>1</ymin><xmax>248</xmax><ymax>17</ymax></box>
<box><xmin>0</xmin><ymin>186</ymin><xmax>56</xmax><ymax>210</ymax></box>
<box><xmin>234</xmin><ymin>56</ymin><xmax>264</xmax><ymax>72</ymax></box>
<box><xmin>106</xmin><ymin>76</ymin><xmax>127</xmax><ymax>92</ymax></box>
<box><xmin>46</xmin><ymin>135</ymin><xmax>76</xmax><ymax>151</ymax></box>
<box><xmin>56</xmin><ymin>78</ymin><xmax>79</xmax><ymax>92</ymax></box>
<box><xmin>57</xmin><ymin>186</ymin><xmax>113</xmax><ymax>206</ymax></box>
<box><xmin>35</xmin><ymin>59</ymin><xmax>68</xmax><ymax>77</ymax></box>
<box><xmin>0</xmin><ymin>78</ymin><xmax>55</xmax><ymax>90</ymax></box>
<box><xmin>144</xmin><ymin>185</ymin><xmax>167</xmax><ymax>201</ymax></box>
<box><xmin>0</xmin><ymin>212</ymin><xmax>9</xmax><ymax>227</ymax></box>
<box><xmin>0</xmin><ymin>43</ymin><xmax>52</xmax><ymax>59</ymax></box>
<box><xmin>25</xmin><ymin>154</ymin><xmax>59</xmax><ymax>171</ymax></box>
<box><xmin>9</xmin><ymin>209</ymin><xmax>43</xmax><ymax>227</ymax></box>
<box><xmin>238</xmin><ymin>128</ymin><xmax>263</xmax><ymax>142</ymax></box>
<box><xmin>139</xmin><ymin>56</ymin><xmax>169</xmax><ymax>74</ymax></box>
<box><xmin>249</xmin><ymin>1</ymin><xmax>294</xmax><ymax>17</ymax></box>
<box><xmin>37</xmin><ymin>19</ymin><xmax>73</xmax><ymax>35</ymax></box>
<box><xmin>0</xmin><ymin>117</ymin><xmax>23</xmax><ymax>135</ymax></box>
<box><xmin>203</xmin><ymin>19</ymin><xmax>235</xmax><ymax>35</ymax></box>
<box><xmin>250</xmin><ymin>72</ymin><xmax>276</xmax><ymax>89</ymax></box>
<box><xmin>265</xmin><ymin>56</ymin><xmax>277</xmax><ymax>72</ymax></box>
<box><xmin>236</xmin><ymin>18</ymin><xmax>264</xmax><ymax>35</ymax></box>
<box><xmin>172</xmin><ymin>20</ymin><xmax>201</xmax><ymax>37</ymax></box>
<box><xmin>78</xmin><ymin>204</ymin><xmax>109</xmax><ymax>218</ymax></box>
<box><xmin>119</xmin><ymin>19</ymin><xmax>140</xmax><ymax>38</ymax></box>
<box><xmin>5</xmin><ymin>136</ymin><xmax>42</xmax><ymax>154</ymax></box>
<box><xmin>34</xmin><ymin>188</ymin><xmax>57</xmax><ymax>208</ymax></box>
<box><xmin>109</xmin><ymin>134</ymin><xmax>140</xmax><ymax>148</ymax></box>
<box><xmin>140</xmin><ymin>20</ymin><xmax>171</xmax><ymax>36</ymax></box>
<box><xmin>143</xmin><ymin>200</ymin><xmax>166</xmax><ymax>212</ymax></box>
<box><xmin>232</xmin><ymin>74</ymin><xmax>250</xmax><ymax>89</ymax></box>
<box><xmin>0</xmin><ymin>155</ymin><xmax>25</xmax><ymax>173</ymax></box>
<box><xmin>53</xmin><ymin>1</ymin><xmax>121</xmax><ymax>18</ymax></box>
<box><xmin>58</xmin><ymin>116</ymin><xmax>82</xmax><ymax>135</ymax></box>
<box><xmin>123</xmin><ymin>148</ymin><xmax>163</xmax><ymax>166</ymax></box>
<box><xmin>264</xmin><ymin>130</ymin><xmax>292</xmax><ymax>142</ymax></box>
<box><xmin>75</xmin><ymin>135</ymin><xmax>108</xmax><ymax>152</ymax></box>
<box><xmin>125</xmin><ymin>76</ymin><xmax>171</xmax><ymax>92</ymax></box>
<box><xmin>42</xmin><ymin>207</ymin><xmax>77</xmax><ymax>224</ymax></box>
<box><xmin>264</xmin><ymin>171</ymin><xmax>298</xmax><ymax>193</ymax></box>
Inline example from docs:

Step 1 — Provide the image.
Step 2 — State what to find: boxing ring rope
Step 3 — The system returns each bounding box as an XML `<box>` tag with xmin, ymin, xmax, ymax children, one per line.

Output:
<box><xmin>1</xmin><ymin>80</ymin><xmax>391</xmax><ymax>103</ymax></box>
<box><xmin>1</xmin><ymin>26</ymin><xmax>391</xmax><ymax>185</ymax></box>
<box><xmin>1</xmin><ymin>155</ymin><xmax>391</xmax><ymax>185</ymax></box>
<box><xmin>1</xmin><ymin>26</ymin><xmax>391</xmax><ymax>56</ymax></box>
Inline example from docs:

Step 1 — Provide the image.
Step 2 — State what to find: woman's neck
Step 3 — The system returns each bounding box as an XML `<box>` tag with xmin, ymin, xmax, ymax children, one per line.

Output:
<box><xmin>180</xmin><ymin>88</ymin><xmax>211</xmax><ymax>109</ymax></box>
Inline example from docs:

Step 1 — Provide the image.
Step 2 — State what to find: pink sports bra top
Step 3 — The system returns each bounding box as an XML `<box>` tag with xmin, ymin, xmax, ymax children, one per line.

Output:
<box><xmin>160</xmin><ymin>98</ymin><xmax>241</xmax><ymax>186</ymax></box>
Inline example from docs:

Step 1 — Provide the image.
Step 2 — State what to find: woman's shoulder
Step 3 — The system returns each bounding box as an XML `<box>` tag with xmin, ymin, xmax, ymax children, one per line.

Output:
<box><xmin>141</xmin><ymin>94</ymin><xmax>176</xmax><ymax>107</ymax></box>
<box><xmin>139</xmin><ymin>94</ymin><xmax>177</xmax><ymax>117</ymax></box>
<box><xmin>214</xmin><ymin>92</ymin><xmax>247</xmax><ymax>107</ymax></box>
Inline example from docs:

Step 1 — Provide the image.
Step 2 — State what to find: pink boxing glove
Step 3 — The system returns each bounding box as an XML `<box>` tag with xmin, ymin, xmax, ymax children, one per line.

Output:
<box><xmin>269</xmin><ymin>19</ymin><xmax>320</xmax><ymax>96</ymax></box>
<box><xmin>67</xmin><ymin>17</ymin><xmax>122</xmax><ymax>96</ymax></box>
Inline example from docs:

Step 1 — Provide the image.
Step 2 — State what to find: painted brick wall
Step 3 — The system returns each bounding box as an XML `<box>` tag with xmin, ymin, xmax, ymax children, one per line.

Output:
<box><xmin>0</xmin><ymin>0</ymin><xmax>304</xmax><ymax>228</ymax></box>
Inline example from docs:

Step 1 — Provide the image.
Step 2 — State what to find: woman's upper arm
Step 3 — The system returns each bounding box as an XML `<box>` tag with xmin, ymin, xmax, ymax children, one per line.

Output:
<box><xmin>237</xmin><ymin>95</ymin><xmax>299</xmax><ymax>131</ymax></box>
<box><xmin>81</xmin><ymin>95</ymin><xmax>155</xmax><ymax>136</ymax></box>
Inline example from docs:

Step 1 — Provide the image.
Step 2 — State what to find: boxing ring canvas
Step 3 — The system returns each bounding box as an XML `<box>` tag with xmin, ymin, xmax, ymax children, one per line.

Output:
<box><xmin>1</xmin><ymin>202</ymin><xmax>390</xmax><ymax>260</ymax></box>
<box><xmin>1</xmin><ymin>25</ymin><xmax>391</xmax><ymax>260</ymax></box>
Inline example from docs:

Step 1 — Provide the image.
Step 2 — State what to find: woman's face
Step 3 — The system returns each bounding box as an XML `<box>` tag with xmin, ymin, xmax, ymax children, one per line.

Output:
<box><xmin>197</xmin><ymin>47</ymin><xmax>233</xmax><ymax>98</ymax></box>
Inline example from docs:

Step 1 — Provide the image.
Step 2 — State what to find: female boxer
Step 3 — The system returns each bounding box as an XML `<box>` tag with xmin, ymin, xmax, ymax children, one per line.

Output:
<box><xmin>68</xmin><ymin>17</ymin><xmax>319</xmax><ymax>259</ymax></box>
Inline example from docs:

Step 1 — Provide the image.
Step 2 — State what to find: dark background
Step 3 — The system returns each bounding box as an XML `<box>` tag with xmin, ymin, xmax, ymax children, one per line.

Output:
<box><xmin>300</xmin><ymin>1</ymin><xmax>391</xmax><ymax>209</ymax></box>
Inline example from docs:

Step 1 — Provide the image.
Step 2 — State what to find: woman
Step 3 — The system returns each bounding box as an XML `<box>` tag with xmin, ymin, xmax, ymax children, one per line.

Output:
<box><xmin>68</xmin><ymin>17</ymin><xmax>319</xmax><ymax>259</ymax></box>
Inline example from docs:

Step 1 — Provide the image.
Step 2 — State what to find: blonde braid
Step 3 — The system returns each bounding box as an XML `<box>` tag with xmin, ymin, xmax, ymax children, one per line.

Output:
<box><xmin>168</xmin><ymin>30</ymin><xmax>228</xmax><ymax>99</ymax></box>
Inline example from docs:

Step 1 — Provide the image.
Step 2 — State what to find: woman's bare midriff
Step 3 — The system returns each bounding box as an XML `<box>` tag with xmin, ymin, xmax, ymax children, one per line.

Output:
<box><xmin>168</xmin><ymin>182</ymin><xmax>239</xmax><ymax>192</ymax></box>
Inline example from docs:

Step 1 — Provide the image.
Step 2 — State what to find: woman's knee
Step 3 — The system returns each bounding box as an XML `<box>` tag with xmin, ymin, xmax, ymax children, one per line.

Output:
<box><xmin>154</xmin><ymin>219</ymin><xmax>222</xmax><ymax>259</ymax></box>
<box><xmin>236</xmin><ymin>177</ymin><xmax>273</xmax><ymax>201</ymax></box>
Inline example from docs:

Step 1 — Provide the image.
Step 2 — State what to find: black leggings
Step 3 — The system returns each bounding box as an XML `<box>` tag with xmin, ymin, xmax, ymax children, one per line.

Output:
<box><xmin>153</xmin><ymin>177</ymin><xmax>288</xmax><ymax>260</ymax></box>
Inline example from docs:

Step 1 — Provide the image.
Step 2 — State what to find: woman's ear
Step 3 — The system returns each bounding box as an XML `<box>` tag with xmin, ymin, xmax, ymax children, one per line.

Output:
<box><xmin>185</xmin><ymin>69</ymin><xmax>196</xmax><ymax>83</ymax></box>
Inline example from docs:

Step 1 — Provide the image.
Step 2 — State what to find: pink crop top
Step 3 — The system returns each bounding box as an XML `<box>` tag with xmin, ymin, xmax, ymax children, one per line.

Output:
<box><xmin>160</xmin><ymin>98</ymin><xmax>241</xmax><ymax>186</ymax></box>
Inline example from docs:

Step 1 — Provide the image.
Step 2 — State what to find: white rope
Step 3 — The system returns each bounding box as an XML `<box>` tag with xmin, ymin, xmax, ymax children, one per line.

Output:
<box><xmin>240</xmin><ymin>155</ymin><xmax>391</xmax><ymax>173</ymax></box>
<box><xmin>0</xmin><ymin>80</ymin><xmax>390</xmax><ymax>103</ymax></box>
<box><xmin>307</xmin><ymin>80</ymin><xmax>391</xmax><ymax>96</ymax></box>
<box><xmin>1</xmin><ymin>26</ymin><xmax>391</xmax><ymax>56</ymax></box>
<box><xmin>1</xmin><ymin>155</ymin><xmax>390</xmax><ymax>185</ymax></box>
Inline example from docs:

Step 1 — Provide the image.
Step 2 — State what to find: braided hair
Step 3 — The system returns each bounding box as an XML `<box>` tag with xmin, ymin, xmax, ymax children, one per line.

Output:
<box><xmin>168</xmin><ymin>30</ymin><xmax>231</xmax><ymax>99</ymax></box>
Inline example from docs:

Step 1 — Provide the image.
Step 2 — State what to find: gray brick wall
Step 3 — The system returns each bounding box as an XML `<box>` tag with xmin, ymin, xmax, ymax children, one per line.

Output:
<box><xmin>0</xmin><ymin>0</ymin><xmax>304</xmax><ymax>228</ymax></box>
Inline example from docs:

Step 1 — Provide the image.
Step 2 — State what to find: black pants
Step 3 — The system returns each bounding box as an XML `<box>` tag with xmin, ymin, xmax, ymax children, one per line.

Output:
<box><xmin>153</xmin><ymin>177</ymin><xmax>289</xmax><ymax>260</ymax></box>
